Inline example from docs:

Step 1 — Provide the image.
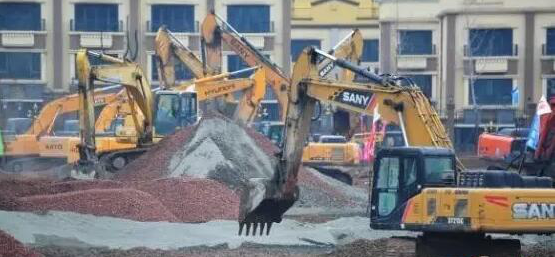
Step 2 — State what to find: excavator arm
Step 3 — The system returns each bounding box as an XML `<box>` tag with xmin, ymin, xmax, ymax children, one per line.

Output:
<box><xmin>243</xmin><ymin>47</ymin><xmax>459</xmax><ymax>235</ymax></box>
<box><xmin>282</xmin><ymin>47</ymin><xmax>456</xmax><ymax>198</ymax></box>
<box><xmin>201</xmin><ymin>12</ymin><xmax>364</xmax><ymax>124</ymax></box>
<box><xmin>74</xmin><ymin>49</ymin><xmax>154</xmax><ymax>176</ymax></box>
<box><xmin>156</xmin><ymin>26</ymin><xmax>266</xmax><ymax>125</ymax></box>
<box><xmin>201</xmin><ymin>12</ymin><xmax>290</xmax><ymax>122</ymax></box>
<box><xmin>155</xmin><ymin>26</ymin><xmax>216</xmax><ymax>88</ymax></box>
<box><xmin>86</xmin><ymin>51</ymin><xmax>154</xmax><ymax>144</ymax></box>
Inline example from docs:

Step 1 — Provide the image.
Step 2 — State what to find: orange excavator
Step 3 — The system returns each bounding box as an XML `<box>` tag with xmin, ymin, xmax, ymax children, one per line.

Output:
<box><xmin>39</xmin><ymin>27</ymin><xmax>267</xmax><ymax>172</ymax></box>
<box><xmin>0</xmin><ymin>86</ymin><xmax>123</xmax><ymax>172</ymax></box>
<box><xmin>478</xmin><ymin>97</ymin><xmax>555</xmax><ymax>179</ymax></box>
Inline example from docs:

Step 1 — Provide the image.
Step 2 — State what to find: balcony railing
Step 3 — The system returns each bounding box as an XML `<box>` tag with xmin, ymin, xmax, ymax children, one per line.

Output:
<box><xmin>464</xmin><ymin>44</ymin><xmax>518</xmax><ymax>57</ymax></box>
<box><xmin>146</xmin><ymin>21</ymin><xmax>199</xmax><ymax>33</ymax></box>
<box><xmin>455</xmin><ymin>108</ymin><xmax>527</xmax><ymax>126</ymax></box>
<box><xmin>396</xmin><ymin>44</ymin><xmax>437</xmax><ymax>55</ymax></box>
<box><xmin>221</xmin><ymin>21</ymin><xmax>275</xmax><ymax>34</ymax></box>
<box><xmin>69</xmin><ymin>19</ymin><xmax>124</xmax><ymax>32</ymax></box>
<box><xmin>0</xmin><ymin>19</ymin><xmax>46</xmax><ymax>32</ymax></box>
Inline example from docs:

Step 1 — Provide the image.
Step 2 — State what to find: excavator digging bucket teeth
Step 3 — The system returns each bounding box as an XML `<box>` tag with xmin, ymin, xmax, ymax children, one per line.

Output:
<box><xmin>238</xmin><ymin>197</ymin><xmax>296</xmax><ymax>236</ymax></box>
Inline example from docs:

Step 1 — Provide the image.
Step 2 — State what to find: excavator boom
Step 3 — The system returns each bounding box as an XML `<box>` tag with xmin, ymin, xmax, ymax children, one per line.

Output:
<box><xmin>243</xmin><ymin>47</ymin><xmax>460</xmax><ymax>234</ymax></box>
<box><xmin>201</xmin><ymin>13</ymin><xmax>365</xmax><ymax>123</ymax></box>
<box><xmin>201</xmin><ymin>12</ymin><xmax>291</xmax><ymax>122</ymax></box>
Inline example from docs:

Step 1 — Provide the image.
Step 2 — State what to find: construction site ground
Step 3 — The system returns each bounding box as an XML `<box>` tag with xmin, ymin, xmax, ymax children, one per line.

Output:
<box><xmin>2</xmin><ymin>115</ymin><xmax>555</xmax><ymax>257</ymax></box>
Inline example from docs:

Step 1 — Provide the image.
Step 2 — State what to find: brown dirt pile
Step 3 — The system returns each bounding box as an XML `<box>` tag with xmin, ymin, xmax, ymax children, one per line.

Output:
<box><xmin>0</xmin><ymin>230</ymin><xmax>43</xmax><ymax>257</ymax></box>
<box><xmin>17</xmin><ymin>188</ymin><xmax>179</xmax><ymax>222</ymax></box>
<box><xmin>132</xmin><ymin>178</ymin><xmax>240</xmax><ymax>222</ymax></box>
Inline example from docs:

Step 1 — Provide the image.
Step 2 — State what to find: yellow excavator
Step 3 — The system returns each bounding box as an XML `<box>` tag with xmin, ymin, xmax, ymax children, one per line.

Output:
<box><xmin>201</xmin><ymin>11</ymin><xmax>363</xmax><ymax>126</ymax></box>
<box><xmin>154</xmin><ymin>26</ymin><xmax>266</xmax><ymax>124</ymax></box>
<box><xmin>71</xmin><ymin>48</ymin><xmax>267</xmax><ymax>175</ymax></box>
<box><xmin>43</xmin><ymin>25</ymin><xmax>267</xmax><ymax>171</ymax></box>
<box><xmin>73</xmin><ymin>49</ymin><xmax>199</xmax><ymax>177</ymax></box>
<box><xmin>246</xmin><ymin>47</ymin><xmax>555</xmax><ymax>257</ymax></box>
<box><xmin>0</xmin><ymin>86</ymin><xmax>124</xmax><ymax>172</ymax></box>
<box><xmin>201</xmin><ymin>13</ymin><xmax>364</xmax><ymax>183</ymax></box>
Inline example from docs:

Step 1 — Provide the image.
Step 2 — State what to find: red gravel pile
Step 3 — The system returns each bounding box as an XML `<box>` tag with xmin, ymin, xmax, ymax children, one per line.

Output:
<box><xmin>244</xmin><ymin>126</ymin><xmax>280</xmax><ymax>156</ymax></box>
<box><xmin>134</xmin><ymin>178</ymin><xmax>240</xmax><ymax>222</ymax></box>
<box><xmin>17</xmin><ymin>188</ymin><xmax>179</xmax><ymax>222</ymax></box>
<box><xmin>0</xmin><ymin>112</ymin><xmax>366</xmax><ymax>224</ymax></box>
<box><xmin>0</xmin><ymin>230</ymin><xmax>43</xmax><ymax>257</ymax></box>
<box><xmin>115</xmin><ymin>124</ymin><xmax>196</xmax><ymax>181</ymax></box>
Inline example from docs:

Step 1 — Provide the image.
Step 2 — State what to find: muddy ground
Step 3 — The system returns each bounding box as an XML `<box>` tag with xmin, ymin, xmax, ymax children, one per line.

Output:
<box><xmin>31</xmin><ymin>238</ymin><xmax>555</xmax><ymax>257</ymax></box>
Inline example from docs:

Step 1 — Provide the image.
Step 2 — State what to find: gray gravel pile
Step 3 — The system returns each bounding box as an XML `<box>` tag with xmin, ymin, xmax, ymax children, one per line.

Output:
<box><xmin>293</xmin><ymin>167</ymin><xmax>367</xmax><ymax>212</ymax></box>
<box><xmin>164</xmin><ymin>115</ymin><xmax>279</xmax><ymax>215</ymax></box>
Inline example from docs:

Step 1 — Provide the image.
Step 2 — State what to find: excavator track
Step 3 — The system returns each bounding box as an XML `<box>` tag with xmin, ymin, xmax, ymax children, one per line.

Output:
<box><xmin>415</xmin><ymin>233</ymin><xmax>520</xmax><ymax>257</ymax></box>
<box><xmin>97</xmin><ymin>148</ymin><xmax>149</xmax><ymax>178</ymax></box>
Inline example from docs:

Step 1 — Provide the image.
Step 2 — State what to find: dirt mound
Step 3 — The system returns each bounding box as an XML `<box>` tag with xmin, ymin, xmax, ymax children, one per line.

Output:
<box><xmin>116</xmin><ymin>125</ymin><xmax>196</xmax><ymax>181</ymax></box>
<box><xmin>0</xmin><ymin>175</ymin><xmax>56</xmax><ymax>198</ymax></box>
<box><xmin>118</xmin><ymin>113</ymin><xmax>279</xmax><ymax>217</ymax></box>
<box><xmin>133</xmin><ymin>178</ymin><xmax>240</xmax><ymax>222</ymax></box>
<box><xmin>18</xmin><ymin>188</ymin><xmax>179</xmax><ymax>222</ymax></box>
<box><xmin>296</xmin><ymin>167</ymin><xmax>367</xmax><ymax>209</ymax></box>
<box><xmin>0</xmin><ymin>113</ymin><xmax>368</xmax><ymax>225</ymax></box>
<box><xmin>0</xmin><ymin>230</ymin><xmax>43</xmax><ymax>257</ymax></box>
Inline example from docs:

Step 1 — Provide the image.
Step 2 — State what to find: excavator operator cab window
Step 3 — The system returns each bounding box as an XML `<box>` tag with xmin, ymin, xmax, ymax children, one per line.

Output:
<box><xmin>153</xmin><ymin>92</ymin><xmax>197</xmax><ymax>136</ymax></box>
<box><xmin>4</xmin><ymin>118</ymin><xmax>33</xmax><ymax>136</ymax></box>
<box><xmin>370</xmin><ymin>148</ymin><xmax>456</xmax><ymax>229</ymax></box>
<box><xmin>423</xmin><ymin>157</ymin><xmax>455</xmax><ymax>186</ymax></box>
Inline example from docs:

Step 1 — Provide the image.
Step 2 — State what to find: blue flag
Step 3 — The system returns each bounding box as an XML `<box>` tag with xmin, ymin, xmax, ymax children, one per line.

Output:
<box><xmin>526</xmin><ymin>114</ymin><xmax>540</xmax><ymax>150</ymax></box>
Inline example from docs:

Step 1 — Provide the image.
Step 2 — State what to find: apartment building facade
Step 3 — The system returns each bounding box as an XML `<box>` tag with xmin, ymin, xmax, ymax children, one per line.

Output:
<box><xmin>379</xmin><ymin>0</ymin><xmax>555</xmax><ymax>151</ymax></box>
<box><xmin>0</xmin><ymin>0</ymin><xmax>288</xmax><ymax>125</ymax></box>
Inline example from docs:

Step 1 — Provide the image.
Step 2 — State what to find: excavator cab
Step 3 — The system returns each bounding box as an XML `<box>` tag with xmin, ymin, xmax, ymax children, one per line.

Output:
<box><xmin>3</xmin><ymin>118</ymin><xmax>33</xmax><ymax>136</ymax></box>
<box><xmin>153</xmin><ymin>91</ymin><xmax>198</xmax><ymax>136</ymax></box>
<box><xmin>370</xmin><ymin>147</ymin><xmax>456</xmax><ymax>230</ymax></box>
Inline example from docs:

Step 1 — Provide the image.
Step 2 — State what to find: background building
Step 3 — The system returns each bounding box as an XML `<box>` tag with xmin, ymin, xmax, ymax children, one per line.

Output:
<box><xmin>0</xmin><ymin>0</ymin><xmax>289</xmax><ymax>125</ymax></box>
<box><xmin>379</xmin><ymin>0</ymin><xmax>555</xmax><ymax>152</ymax></box>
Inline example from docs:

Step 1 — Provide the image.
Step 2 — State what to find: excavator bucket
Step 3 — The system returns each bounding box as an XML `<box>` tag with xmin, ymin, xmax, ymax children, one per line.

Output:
<box><xmin>236</xmin><ymin>50</ymin><xmax>320</xmax><ymax>236</ymax></box>
<box><xmin>238</xmin><ymin>196</ymin><xmax>297</xmax><ymax>236</ymax></box>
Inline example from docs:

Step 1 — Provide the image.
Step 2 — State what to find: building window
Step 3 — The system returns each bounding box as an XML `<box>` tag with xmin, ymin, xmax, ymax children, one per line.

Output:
<box><xmin>291</xmin><ymin>39</ymin><xmax>321</xmax><ymax>62</ymax></box>
<box><xmin>469</xmin><ymin>79</ymin><xmax>513</xmax><ymax>105</ymax></box>
<box><xmin>0</xmin><ymin>2</ymin><xmax>41</xmax><ymax>31</ymax></box>
<box><xmin>227</xmin><ymin>5</ymin><xmax>270</xmax><ymax>33</ymax></box>
<box><xmin>362</xmin><ymin>39</ymin><xmax>379</xmax><ymax>62</ymax></box>
<box><xmin>469</xmin><ymin>29</ymin><xmax>513</xmax><ymax>57</ymax></box>
<box><xmin>0</xmin><ymin>52</ymin><xmax>41</xmax><ymax>79</ymax></box>
<box><xmin>546</xmin><ymin>28</ymin><xmax>555</xmax><ymax>56</ymax></box>
<box><xmin>151</xmin><ymin>56</ymin><xmax>193</xmax><ymax>82</ymax></box>
<box><xmin>260</xmin><ymin>102</ymin><xmax>279</xmax><ymax>121</ymax></box>
<box><xmin>74</xmin><ymin>4</ymin><xmax>119</xmax><ymax>32</ymax></box>
<box><xmin>405</xmin><ymin>74</ymin><xmax>432</xmax><ymax>98</ymax></box>
<box><xmin>151</xmin><ymin>5</ymin><xmax>194</xmax><ymax>33</ymax></box>
<box><xmin>398</xmin><ymin>30</ymin><xmax>432</xmax><ymax>55</ymax></box>
<box><xmin>547</xmin><ymin>78</ymin><xmax>555</xmax><ymax>100</ymax></box>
